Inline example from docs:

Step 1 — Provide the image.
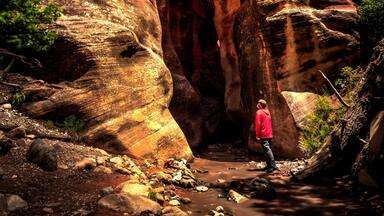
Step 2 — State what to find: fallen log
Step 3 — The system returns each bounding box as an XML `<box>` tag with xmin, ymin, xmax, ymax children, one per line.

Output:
<box><xmin>293</xmin><ymin>40</ymin><xmax>384</xmax><ymax>181</ymax></box>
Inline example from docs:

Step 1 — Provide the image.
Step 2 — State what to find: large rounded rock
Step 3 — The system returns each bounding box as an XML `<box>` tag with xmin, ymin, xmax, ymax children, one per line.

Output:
<box><xmin>7</xmin><ymin>195</ymin><xmax>28</xmax><ymax>212</ymax></box>
<box><xmin>21</xmin><ymin>0</ymin><xmax>193</xmax><ymax>160</ymax></box>
<box><xmin>26</xmin><ymin>139</ymin><xmax>57</xmax><ymax>171</ymax></box>
<box><xmin>97</xmin><ymin>193</ymin><xmax>161</xmax><ymax>215</ymax></box>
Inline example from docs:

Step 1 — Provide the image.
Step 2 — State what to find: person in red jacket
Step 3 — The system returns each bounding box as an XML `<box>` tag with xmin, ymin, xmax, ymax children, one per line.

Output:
<box><xmin>255</xmin><ymin>99</ymin><xmax>278</xmax><ymax>173</ymax></box>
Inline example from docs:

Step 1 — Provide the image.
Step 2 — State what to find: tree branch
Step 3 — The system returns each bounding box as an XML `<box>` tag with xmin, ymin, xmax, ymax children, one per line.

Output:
<box><xmin>0</xmin><ymin>48</ymin><xmax>42</xmax><ymax>69</ymax></box>
<box><xmin>318</xmin><ymin>70</ymin><xmax>350</xmax><ymax>108</ymax></box>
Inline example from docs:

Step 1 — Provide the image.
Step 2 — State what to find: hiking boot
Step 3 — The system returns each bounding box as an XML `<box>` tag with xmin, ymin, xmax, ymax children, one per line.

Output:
<box><xmin>265</xmin><ymin>166</ymin><xmax>278</xmax><ymax>173</ymax></box>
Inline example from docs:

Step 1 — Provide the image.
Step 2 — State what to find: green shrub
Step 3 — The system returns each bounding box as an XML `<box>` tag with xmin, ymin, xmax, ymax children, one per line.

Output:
<box><xmin>11</xmin><ymin>92</ymin><xmax>26</xmax><ymax>106</ymax></box>
<box><xmin>335</xmin><ymin>66</ymin><xmax>363</xmax><ymax>99</ymax></box>
<box><xmin>57</xmin><ymin>114</ymin><xmax>85</xmax><ymax>134</ymax></box>
<box><xmin>299</xmin><ymin>96</ymin><xmax>338</xmax><ymax>155</ymax></box>
<box><xmin>359</xmin><ymin>0</ymin><xmax>384</xmax><ymax>43</ymax></box>
<box><xmin>0</xmin><ymin>0</ymin><xmax>62</xmax><ymax>53</ymax></box>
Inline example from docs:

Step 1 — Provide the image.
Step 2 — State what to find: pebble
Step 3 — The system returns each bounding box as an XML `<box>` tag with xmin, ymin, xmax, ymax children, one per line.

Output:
<box><xmin>100</xmin><ymin>186</ymin><xmax>114</xmax><ymax>197</ymax></box>
<box><xmin>195</xmin><ymin>185</ymin><xmax>209</xmax><ymax>192</ymax></box>
<box><xmin>228</xmin><ymin>190</ymin><xmax>248</xmax><ymax>203</ymax></box>
<box><xmin>169</xmin><ymin>199</ymin><xmax>181</xmax><ymax>206</ymax></box>
<box><xmin>215</xmin><ymin>206</ymin><xmax>224</xmax><ymax>213</ymax></box>
<box><xmin>180</xmin><ymin>197</ymin><xmax>192</xmax><ymax>204</ymax></box>
<box><xmin>75</xmin><ymin>158</ymin><xmax>97</xmax><ymax>170</ymax></box>
<box><xmin>42</xmin><ymin>207</ymin><xmax>54</xmax><ymax>214</ymax></box>
<box><xmin>7</xmin><ymin>195</ymin><xmax>28</xmax><ymax>211</ymax></box>
<box><xmin>109</xmin><ymin>157</ymin><xmax>124</xmax><ymax>165</ymax></box>
<box><xmin>2</xmin><ymin>104</ymin><xmax>11</xmax><ymax>109</ymax></box>
<box><xmin>94</xmin><ymin>166</ymin><xmax>113</xmax><ymax>174</ymax></box>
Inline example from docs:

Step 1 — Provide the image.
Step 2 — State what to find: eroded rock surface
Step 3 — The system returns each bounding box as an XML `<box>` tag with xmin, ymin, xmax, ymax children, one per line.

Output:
<box><xmin>235</xmin><ymin>0</ymin><xmax>359</xmax><ymax>157</ymax></box>
<box><xmin>21</xmin><ymin>0</ymin><xmax>193</xmax><ymax>160</ymax></box>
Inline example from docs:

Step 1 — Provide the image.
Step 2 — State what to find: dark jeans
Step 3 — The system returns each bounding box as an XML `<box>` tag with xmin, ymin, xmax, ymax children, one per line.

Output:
<box><xmin>260</xmin><ymin>138</ymin><xmax>276</xmax><ymax>168</ymax></box>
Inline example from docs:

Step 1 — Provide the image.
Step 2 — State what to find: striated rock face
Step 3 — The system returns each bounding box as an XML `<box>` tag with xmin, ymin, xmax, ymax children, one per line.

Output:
<box><xmin>21</xmin><ymin>0</ymin><xmax>193</xmax><ymax>160</ymax></box>
<box><xmin>234</xmin><ymin>0</ymin><xmax>359</xmax><ymax>157</ymax></box>
<box><xmin>157</xmin><ymin>0</ymin><xmax>228</xmax><ymax>144</ymax></box>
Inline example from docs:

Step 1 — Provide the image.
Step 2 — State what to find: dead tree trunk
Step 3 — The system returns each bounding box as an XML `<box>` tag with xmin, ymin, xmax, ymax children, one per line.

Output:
<box><xmin>293</xmin><ymin>40</ymin><xmax>384</xmax><ymax>181</ymax></box>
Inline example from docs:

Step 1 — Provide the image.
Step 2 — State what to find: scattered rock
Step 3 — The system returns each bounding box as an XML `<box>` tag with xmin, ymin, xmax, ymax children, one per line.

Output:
<box><xmin>6</xmin><ymin>126</ymin><xmax>26</xmax><ymax>139</ymax></box>
<box><xmin>169</xmin><ymin>199</ymin><xmax>181</xmax><ymax>206</ymax></box>
<box><xmin>195</xmin><ymin>185</ymin><xmax>209</xmax><ymax>192</ymax></box>
<box><xmin>26</xmin><ymin>139</ymin><xmax>57</xmax><ymax>171</ymax></box>
<box><xmin>75</xmin><ymin>158</ymin><xmax>97</xmax><ymax>170</ymax></box>
<box><xmin>96</xmin><ymin>156</ymin><xmax>108</xmax><ymax>166</ymax></box>
<box><xmin>2</xmin><ymin>103</ymin><xmax>11</xmax><ymax>109</ymax></box>
<box><xmin>58</xmin><ymin>164</ymin><xmax>69</xmax><ymax>170</ymax></box>
<box><xmin>109</xmin><ymin>156</ymin><xmax>124</xmax><ymax>165</ymax></box>
<box><xmin>179</xmin><ymin>178</ymin><xmax>196</xmax><ymax>188</ymax></box>
<box><xmin>210</xmin><ymin>210</ymin><xmax>225</xmax><ymax>216</ymax></box>
<box><xmin>42</xmin><ymin>207</ymin><xmax>54</xmax><ymax>214</ymax></box>
<box><xmin>154</xmin><ymin>171</ymin><xmax>172</xmax><ymax>183</ymax></box>
<box><xmin>0</xmin><ymin>135</ymin><xmax>14</xmax><ymax>156</ymax></box>
<box><xmin>100</xmin><ymin>186</ymin><xmax>114</xmax><ymax>197</ymax></box>
<box><xmin>248</xmin><ymin>178</ymin><xmax>276</xmax><ymax>199</ymax></box>
<box><xmin>26</xmin><ymin>134</ymin><xmax>36</xmax><ymax>139</ymax></box>
<box><xmin>97</xmin><ymin>193</ymin><xmax>161</xmax><ymax>215</ymax></box>
<box><xmin>93</xmin><ymin>166</ymin><xmax>113</xmax><ymax>174</ymax></box>
<box><xmin>7</xmin><ymin>195</ymin><xmax>28</xmax><ymax>211</ymax></box>
<box><xmin>215</xmin><ymin>206</ymin><xmax>224</xmax><ymax>213</ymax></box>
<box><xmin>180</xmin><ymin>197</ymin><xmax>191</xmax><ymax>204</ymax></box>
<box><xmin>118</xmin><ymin>180</ymin><xmax>151</xmax><ymax>197</ymax></box>
<box><xmin>162</xmin><ymin>206</ymin><xmax>188</xmax><ymax>216</ymax></box>
<box><xmin>227</xmin><ymin>190</ymin><xmax>248</xmax><ymax>203</ymax></box>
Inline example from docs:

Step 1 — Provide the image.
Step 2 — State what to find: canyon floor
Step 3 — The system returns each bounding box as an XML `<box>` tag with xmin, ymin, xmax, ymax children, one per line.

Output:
<box><xmin>0</xmin><ymin>134</ymin><xmax>373</xmax><ymax>216</ymax></box>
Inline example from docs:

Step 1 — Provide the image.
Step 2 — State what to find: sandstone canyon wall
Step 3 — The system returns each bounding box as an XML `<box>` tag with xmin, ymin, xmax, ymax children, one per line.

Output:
<box><xmin>157</xmin><ymin>0</ymin><xmax>359</xmax><ymax>157</ymax></box>
<box><xmin>21</xmin><ymin>0</ymin><xmax>360</xmax><ymax>159</ymax></box>
<box><xmin>21</xmin><ymin>0</ymin><xmax>193</xmax><ymax>160</ymax></box>
<box><xmin>235</xmin><ymin>0</ymin><xmax>359</xmax><ymax>157</ymax></box>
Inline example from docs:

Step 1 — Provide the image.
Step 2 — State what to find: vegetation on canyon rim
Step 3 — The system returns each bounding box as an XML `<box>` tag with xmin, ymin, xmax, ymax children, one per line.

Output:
<box><xmin>0</xmin><ymin>0</ymin><xmax>61</xmax><ymax>53</ymax></box>
<box><xmin>299</xmin><ymin>66</ymin><xmax>363</xmax><ymax>155</ymax></box>
<box><xmin>359</xmin><ymin>0</ymin><xmax>384</xmax><ymax>43</ymax></box>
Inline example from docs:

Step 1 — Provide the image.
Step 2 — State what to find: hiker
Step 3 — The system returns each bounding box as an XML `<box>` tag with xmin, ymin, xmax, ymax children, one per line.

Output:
<box><xmin>255</xmin><ymin>99</ymin><xmax>278</xmax><ymax>173</ymax></box>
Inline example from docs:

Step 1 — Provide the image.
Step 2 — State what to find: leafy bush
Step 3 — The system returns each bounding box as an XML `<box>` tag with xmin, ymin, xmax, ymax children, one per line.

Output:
<box><xmin>11</xmin><ymin>92</ymin><xmax>26</xmax><ymax>106</ymax></box>
<box><xmin>335</xmin><ymin>66</ymin><xmax>362</xmax><ymax>92</ymax></box>
<box><xmin>0</xmin><ymin>0</ymin><xmax>62</xmax><ymax>52</ymax></box>
<box><xmin>359</xmin><ymin>0</ymin><xmax>384</xmax><ymax>43</ymax></box>
<box><xmin>56</xmin><ymin>115</ymin><xmax>85</xmax><ymax>134</ymax></box>
<box><xmin>299</xmin><ymin>96</ymin><xmax>340</xmax><ymax>155</ymax></box>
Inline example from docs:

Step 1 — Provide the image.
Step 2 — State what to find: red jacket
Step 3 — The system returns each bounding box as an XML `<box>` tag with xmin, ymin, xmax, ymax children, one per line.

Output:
<box><xmin>255</xmin><ymin>108</ymin><xmax>273</xmax><ymax>139</ymax></box>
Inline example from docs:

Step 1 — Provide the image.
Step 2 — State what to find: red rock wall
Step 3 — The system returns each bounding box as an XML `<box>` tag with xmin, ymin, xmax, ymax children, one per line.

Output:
<box><xmin>235</xmin><ymin>0</ymin><xmax>359</xmax><ymax>157</ymax></box>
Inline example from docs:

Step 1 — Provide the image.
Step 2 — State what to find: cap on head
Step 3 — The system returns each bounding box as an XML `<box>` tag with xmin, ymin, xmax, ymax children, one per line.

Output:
<box><xmin>257</xmin><ymin>99</ymin><xmax>267</xmax><ymax>108</ymax></box>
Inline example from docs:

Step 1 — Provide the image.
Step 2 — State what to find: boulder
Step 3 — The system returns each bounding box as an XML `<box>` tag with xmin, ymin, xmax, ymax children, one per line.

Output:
<box><xmin>117</xmin><ymin>180</ymin><xmax>151</xmax><ymax>197</ymax></box>
<box><xmin>0</xmin><ymin>132</ymin><xmax>14</xmax><ymax>156</ymax></box>
<box><xmin>227</xmin><ymin>190</ymin><xmax>248</xmax><ymax>203</ymax></box>
<box><xmin>26</xmin><ymin>139</ymin><xmax>57</xmax><ymax>171</ymax></box>
<box><xmin>162</xmin><ymin>206</ymin><xmax>188</xmax><ymax>216</ymax></box>
<box><xmin>6</xmin><ymin>126</ymin><xmax>27</xmax><ymax>139</ymax></box>
<box><xmin>97</xmin><ymin>193</ymin><xmax>161</xmax><ymax>215</ymax></box>
<box><xmin>20</xmin><ymin>0</ymin><xmax>193</xmax><ymax>161</ymax></box>
<box><xmin>7</xmin><ymin>195</ymin><xmax>28</xmax><ymax>212</ymax></box>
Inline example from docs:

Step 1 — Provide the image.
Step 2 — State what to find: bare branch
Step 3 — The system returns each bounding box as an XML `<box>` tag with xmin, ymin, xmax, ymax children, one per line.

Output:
<box><xmin>0</xmin><ymin>48</ymin><xmax>42</xmax><ymax>69</ymax></box>
<box><xmin>318</xmin><ymin>70</ymin><xmax>350</xmax><ymax>108</ymax></box>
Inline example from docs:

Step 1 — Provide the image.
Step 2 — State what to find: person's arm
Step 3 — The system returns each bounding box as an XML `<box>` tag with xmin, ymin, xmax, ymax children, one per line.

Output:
<box><xmin>255</xmin><ymin>112</ymin><xmax>261</xmax><ymax>140</ymax></box>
